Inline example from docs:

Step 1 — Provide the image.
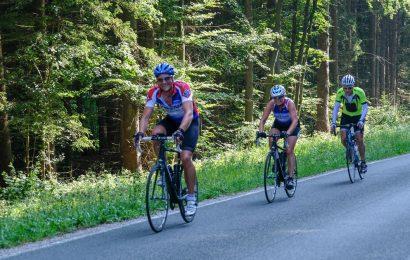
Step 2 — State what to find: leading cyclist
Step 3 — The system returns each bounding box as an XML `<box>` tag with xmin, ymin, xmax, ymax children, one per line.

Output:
<box><xmin>134</xmin><ymin>62</ymin><xmax>200</xmax><ymax>216</ymax></box>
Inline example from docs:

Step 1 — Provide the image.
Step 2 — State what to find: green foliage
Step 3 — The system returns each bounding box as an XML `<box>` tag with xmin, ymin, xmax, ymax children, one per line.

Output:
<box><xmin>367</xmin><ymin>95</ymin><xmax>409</xmax><ymax>126</ymax></box>
<box><xmin>0</xmin><ymin>169</ymin><xmax>43</xmax><ymax>201</ymax></box>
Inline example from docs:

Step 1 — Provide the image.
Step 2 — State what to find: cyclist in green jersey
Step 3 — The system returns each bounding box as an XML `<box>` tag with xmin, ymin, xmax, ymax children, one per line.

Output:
<box><xmin>331</xmin><ymin>74</ymin><xmax>368</xmax><ymax>173</ymax></box>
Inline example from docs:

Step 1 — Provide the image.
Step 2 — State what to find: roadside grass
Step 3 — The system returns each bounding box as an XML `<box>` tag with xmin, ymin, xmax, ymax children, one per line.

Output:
<box><xmin>1</xmin><ymin>125</ymin><xmax>409</xmax><ymax>248</ymax></box>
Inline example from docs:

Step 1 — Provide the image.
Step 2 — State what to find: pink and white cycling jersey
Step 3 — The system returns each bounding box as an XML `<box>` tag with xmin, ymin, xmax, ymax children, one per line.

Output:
<box><xmin>145</xmin><ymin>81</ymin><xmax>199</xmax><ymax>123</ymax></box>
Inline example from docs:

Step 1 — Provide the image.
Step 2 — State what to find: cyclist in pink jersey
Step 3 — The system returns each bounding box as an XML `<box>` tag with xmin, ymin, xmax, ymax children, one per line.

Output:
<box><xmin>134</xmin><ymin>63</ymin><xmax>199</xmax><ymax>216</ymax></box>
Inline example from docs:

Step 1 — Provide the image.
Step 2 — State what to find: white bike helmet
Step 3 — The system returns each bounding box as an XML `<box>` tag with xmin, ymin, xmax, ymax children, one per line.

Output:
<box><xmin>341</xmin><ymin>74</ymin><xmax>355</xmax><ymax>86</ymax></box>
<box><xmin>270</xmin><ymin>85</ymin><xmax>286</xmax><ymax>98</ymax></box>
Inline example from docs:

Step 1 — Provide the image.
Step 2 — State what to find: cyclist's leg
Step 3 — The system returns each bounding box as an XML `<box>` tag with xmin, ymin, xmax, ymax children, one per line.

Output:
<box><xmin>286</xmin><ymin>126</ymin><xmax>300</xmax><ymax>178</ymax></box>
<box><xmin>355</xmin><ymin>128</ymin><xmax>365</xmax><ymax>162</ymax></box>
<box><xmin>269</xmin><ymin>121</ymin><xmax>281</xmax><ymax>147</ymax></box>
<box><xmin>340</xmin><ymin>114</ymin><xmax>350</xmax><ymax>147</ymax></box>
<box><xmin>180</xmin><ymin>118</ymin><xmax>199</xmax><ymax>197</ymax></box>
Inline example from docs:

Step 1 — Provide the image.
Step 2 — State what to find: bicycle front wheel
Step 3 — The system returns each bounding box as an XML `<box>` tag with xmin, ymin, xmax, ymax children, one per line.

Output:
<box><xmin>346</xmin><ymin>147</ymin><xmax>357</xmax><ymax>183</ymax></box>
<box><xmin>264</xmin><ymin>153</ymin><xmax>278</xmax><ymax>203</ymax></box>
<box><xmin>285</xmin><ymin>157</ymin><xmax>298</xmax><ymax>198</ymax></box>
<box><xmin>178</xmin><ymin>170</ymin><xmax>199</xmax><ymax>223</ymax></box>
<box><xmin>146</xmin><ymin>167</ymin><xmax>169</xmax><ymax>232</ymax></box>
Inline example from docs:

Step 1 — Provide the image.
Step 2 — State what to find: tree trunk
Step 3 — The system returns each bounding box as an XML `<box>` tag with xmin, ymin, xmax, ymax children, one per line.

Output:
<box><xmin>370</xmin><ymin>12</ymin><xmax>377</xmax><ymax>104</ymax></box>
<box><xmin>293</xmin><ymin>0</ymin><xmax>311</xmax><ymax>108</ymax></box>
<box><xmin>384</xmin><ymin>17</ymin><xmax>390</xmax><ymax>94</ymax></box>
<box><xmin>389</xmin><ymin>14</ymin><xmax>398</xmax><ymax>105</ymax></box>
<box><xmin>329</xmin><ymin>0</ymin><xmax>339</xmax><ymax>87</ymax></box>
<box><xmin>120</xmin><ymin>97</ymin><xmax>138</xmax><ymax>171</ymax></box>
<box><xmin>36</xmin><ymin>0</ymin><xmax>46</xmax><ymax>32</ymax></box>
<box><xmin>244</xmin><ymin>0</ymin><xmax>253</xmax><ymax>121</ymax></box>
<box><xmin>264</xmin><ymin>0</ymin><xmax>284</xmax><ymax>104</ymax></box>
<box><xmin>316</xmin><ymin>10</ymin><xmax>330</xmax><ymax>132</ymax></box>
<box><xmin>290</xmin><ymin>0</ymin><xmax>300</xmax><ymax>66</ymax></box>
<box><xmin>0</xmin><ymin>32</ymin><xmax>12</xmax><ymax>187</ymax></box>
<box><xmin>178</xmin><ymin>0</ymin><xmax>186</xmax><ymax>64</ymax></box>
<box><xmin>294</xmin><ymin>0</ymin><xmax>317</xmax><ymax>110</ymax></box>
<box><xmin>379</xmin><ymin>17</ymin><xmax>386</xmax><ymax>96</ymax></box>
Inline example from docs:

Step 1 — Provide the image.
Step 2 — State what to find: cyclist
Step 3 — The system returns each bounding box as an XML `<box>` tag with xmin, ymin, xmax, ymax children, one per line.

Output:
<box><xmin>331</xmin><ymin>74</ymin><xmax>368</xmax><ymax>173</ymax></box>
<box><xmin>257</xmin><ymin>85</ymin><xmax>301</xmax><ymax>190</ymax></box>
<box><xmin>134</xmin><ymin>62</ymin><xmax>200</xmax><ymax>216</ymax></box>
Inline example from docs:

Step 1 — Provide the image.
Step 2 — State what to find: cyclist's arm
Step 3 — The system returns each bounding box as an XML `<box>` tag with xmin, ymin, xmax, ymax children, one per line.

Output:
<box><xmin>179</xmin><ymin>101</ymin><xmax>194</xmax><ymax>131</ymax></box>
<box><xmin>286</xmin><ymin>100</ymin><xmax>298</xmax><ymax>135</ymax></box>
<box><xmin>331</xmin><ymin>102</ymin><xmax>341</xmax><ymax>125</ymax></box>
<box><xmin>138</xmin><ymin>107</ymin><xmax>154</xmax><ymax>133</ymax></box>
<box><xmin>360</xmin><ymin>103</ymin><xmax>368</xmax><ymax>122</ymax></box>
<box><xmin>258</xmin><ymin>100</ymin><xmax>274</xmax><ymax>132</ymax></box>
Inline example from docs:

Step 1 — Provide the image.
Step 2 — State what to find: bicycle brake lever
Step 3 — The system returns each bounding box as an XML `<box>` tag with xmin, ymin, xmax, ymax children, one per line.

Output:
<box><xmin>136</xmin><ymin>142</ymin><xmax>143</xmax><ymax>154</ymax></box>
<box><xmin>176</xmin><ymin>143</ymin><xmax>182</xmax><ymax>153</ymax></box>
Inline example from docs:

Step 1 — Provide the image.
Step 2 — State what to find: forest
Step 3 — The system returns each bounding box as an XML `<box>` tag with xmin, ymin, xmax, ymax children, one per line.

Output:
<box><xmin>0</xmin><ymin>0</ymin><xmax>409</xmax><ymax>186</ymax></box>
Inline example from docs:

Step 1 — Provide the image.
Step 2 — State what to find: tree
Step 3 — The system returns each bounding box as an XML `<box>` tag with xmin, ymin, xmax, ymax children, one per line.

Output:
<box><xmin>264</xmin><ymin>0</ymin><xmax>284</xmax><ymax>103</ymax></box>
<box><xmin>329</xmin><ymin>0</ymin><xmax>339</xmax><ymax>86</ymax></box>
<box><xmin>244</xmin><ymin>0</ymin><xmax>254</xmax><ymax>122</ymax></box>
<box><xmin>370</xmin><ymin>12</ymin><xmax>378</xmax><ymax>104</ymax></box>
<box><xmin>0</xmin><ymin>32</ymin><xmax>12</xmax><ymax>186</ymax></box>
<box><xmin>316</xmin><ymin>2</ymin><xmax>330</xmax><ymax>132</ymax></box>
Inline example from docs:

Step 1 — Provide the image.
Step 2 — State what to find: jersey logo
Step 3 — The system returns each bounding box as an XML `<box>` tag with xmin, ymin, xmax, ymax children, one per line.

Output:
<box><xmin>182</xmin><ymin>89</ymin><xmax>191</xmax><ymax>98</ymax></box>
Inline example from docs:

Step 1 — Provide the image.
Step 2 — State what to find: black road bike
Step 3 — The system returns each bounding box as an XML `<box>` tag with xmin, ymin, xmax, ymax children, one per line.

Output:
<box><xmin>335</xmin><ymin>124</ymin><xmax>364</xmax><ymax>183</ymax></box>
<box><xmin>137</xmin><ymin>135</ymin><xmax>198</xmax><ymax>232</ymax></box>
<box><xmin>257</xmin><ymin>132</ymin><xmax>298</xmax><ymax>203</ymax></box>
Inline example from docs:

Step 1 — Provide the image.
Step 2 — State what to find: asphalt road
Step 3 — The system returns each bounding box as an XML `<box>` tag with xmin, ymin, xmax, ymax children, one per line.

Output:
<box><xmin>2</xmin><ymin>154</ymin><xmax>410</xmax><ymax>260</ymax></box>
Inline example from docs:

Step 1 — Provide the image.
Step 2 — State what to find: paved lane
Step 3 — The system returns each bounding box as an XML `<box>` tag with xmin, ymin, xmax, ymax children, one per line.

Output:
<box><xmin>2</xmin><ymin>154</ymin><xmax>410</xmax><ymax>260</ymax></box>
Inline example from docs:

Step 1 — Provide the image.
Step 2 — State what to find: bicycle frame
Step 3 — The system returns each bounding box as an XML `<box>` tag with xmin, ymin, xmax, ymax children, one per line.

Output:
<box><xmin>336</xmin><ymin>123</ymin><xmax>363</xmax><ymax>182</ymax></box>
<box><xmin>141</xmin><ymin>136</ymin><xmax>182</xmax><ymax>203</ymax></box>
<box><xmin>268</xmin><ymin>134</ymin><xmax>288</xmax><ymax>178</ymax></box>
<box><xmin>337</xmin><ymin>124</ymin><xmax>359</xmax><ymax>164</ymax></box>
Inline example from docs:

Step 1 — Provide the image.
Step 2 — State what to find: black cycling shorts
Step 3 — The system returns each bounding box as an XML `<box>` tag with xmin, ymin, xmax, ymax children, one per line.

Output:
<box><xmin>272</xmin><ymin>120</ymin><xmax>301</xmax><ymax>137</ymax></box>
<box><xmin>157</xmin><ymin>116</ymin><xmax>199</xmax><ymax>152</ymax></box>
<box><xmin>340</xmin><ymin>114</ymin><xmax>363</xmax><ymax>133</ymax></box>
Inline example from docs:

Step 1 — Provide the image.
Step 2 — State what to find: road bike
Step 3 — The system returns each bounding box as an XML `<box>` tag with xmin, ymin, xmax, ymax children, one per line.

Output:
<box><xmin>334</xmin><ymin>124</ymin><xmax>364</xmax><ymax>183</ymax></box>
<box><xmin>256</xmin><ymin>132</ymin><xmax>298</xmax><ymax>203</ymax></box>
<box><xmin>136</xmin><ymin>135</ymin><xmax>198</xmax><ymax>232</ymax></box>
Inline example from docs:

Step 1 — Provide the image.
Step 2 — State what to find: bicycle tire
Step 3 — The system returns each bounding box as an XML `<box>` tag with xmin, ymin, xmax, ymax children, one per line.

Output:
<box><xmin>146</xmin><ymin>167</ymin><xmax>169</xmax><ymax>232</ymax></box>
<box><xmin>285</xmin><ymin>157</ymin><xmax>298</xmax><ymax>198</ymax></box>
<box><xmin>346</xmin><ymin>147</ymin><xmax>357</xmax><ymax>183</ymax></box>
<box><xmin>178</xmin><ymin>169</ymin><xmax>199</xmax><ymax>223</ymax></box>
<box><xmin>355</xmin><ymin>145</ymin><xmax>364</xmax><ymax>180</ymax></box>
<box><xmin>264</xmin><ymin>153</ymin><xmax>278</xmax><ymax>203</ymax></box>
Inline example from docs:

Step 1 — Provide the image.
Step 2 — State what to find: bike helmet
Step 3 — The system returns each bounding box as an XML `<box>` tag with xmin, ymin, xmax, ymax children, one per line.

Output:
<box><xmin>270</xmin><ymin>85</ymin><xmax>286</xmax><ymax>98</ymax></box>
<box><xmin>153</xmin><ymin>62</ymin><xmax>175</xmax><ymax>77</ymax></box>
<box><xmin>341</xmin><ymin>74</ymin><xmax>355</xmax><ymax>86</ymax></box>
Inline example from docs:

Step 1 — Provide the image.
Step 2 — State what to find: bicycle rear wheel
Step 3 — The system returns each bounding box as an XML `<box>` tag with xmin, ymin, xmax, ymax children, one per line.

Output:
<box><xmin>264</xmin><ymin>153</ymin><xmax>278</xmax><ymax>203</ymax></box>
<box><xmin>146</xmin><ymin>167</ymin><xmax>169</xmax><ymax>232</ymax></box>
<box><xmin>346</xmin><ymin>147</ymin><xmax>357</xmax><ymax>183</ymax></box>
<box><xmin>285</xmin><ymin>157</ymin><xmax>298</xmax><ymax>198</ymax></box>
<box><xmin>178</xmin><ymin>169</ymin><xmax>199</xmax><ymax>223</ymax></box>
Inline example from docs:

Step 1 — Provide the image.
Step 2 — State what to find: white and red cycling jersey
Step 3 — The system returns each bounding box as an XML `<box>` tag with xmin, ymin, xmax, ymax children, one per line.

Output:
<box><xmin>145</xmin><ymin>81</ymin><xmax>199</xmax><ymax>123</ymax></box>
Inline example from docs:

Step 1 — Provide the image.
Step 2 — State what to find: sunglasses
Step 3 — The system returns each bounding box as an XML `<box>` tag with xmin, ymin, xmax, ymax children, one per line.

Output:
<box><xmin>343</xmin><ymin>86</ymin><xmax>353</xmax><ymax>90</ymax></box>
<box><xmin>157</xmin><ymin>76</ymin><xmax>173</xmax><ymax>83</ymax></box>
<box><xmin>273</xmin><ymin>95</ymin><xmax>284</xmax><ymax>100</ymax></box>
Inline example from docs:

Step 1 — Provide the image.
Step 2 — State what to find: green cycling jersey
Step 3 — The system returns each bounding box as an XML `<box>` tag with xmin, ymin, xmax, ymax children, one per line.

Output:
<box><xmin>335</xmin><ymin>87</ymin><xmax>368</xmax><ymax>117</ymax></box>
